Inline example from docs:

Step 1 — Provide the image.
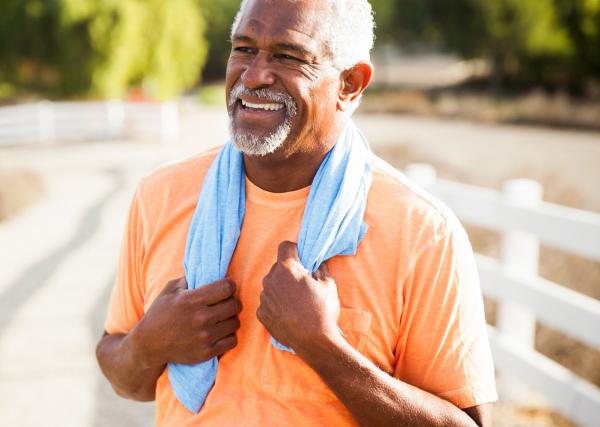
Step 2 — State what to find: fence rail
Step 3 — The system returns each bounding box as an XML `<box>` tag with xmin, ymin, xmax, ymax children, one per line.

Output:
<box><xmin>406</xmin><ymin>163</ymin><xmax>600</xmax><ymax>427</ymax></box>
<box><xmin>432</xmin><ymin>178</ymin><xmax>600</xmax><ymax>262</ymax></box>
<box><xmin>0</xmin><ymin>100</ymin><xmax>179</xmax><ymax>146</ymax></box>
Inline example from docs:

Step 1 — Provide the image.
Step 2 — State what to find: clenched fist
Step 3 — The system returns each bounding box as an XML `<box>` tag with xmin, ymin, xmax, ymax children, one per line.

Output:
<box><xmin>257</xmin><ymin>241</ymin><xmax>340</xmax><ymax>353</ymax></box>
<box><xmin>133</xmin><ymin>277</ymin><xmax>242</xmax><ymax>368</ymax></box>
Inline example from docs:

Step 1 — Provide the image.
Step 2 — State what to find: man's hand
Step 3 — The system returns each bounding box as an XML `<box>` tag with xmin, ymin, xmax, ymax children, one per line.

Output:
<box><xmin>133</xmin><ymin>277</ymin><xmax>242</xmax><ymax>367</ymax></box>
<box><xmin>256</xmin><ymin>242</ymin><xmax>489</xmax><ymax>427</ymax></box>
<box><xmin>96</xmin><ymin>276</ymin><xmax>242</xmax><ymax>401</ymax></box>
<box><xmin>257</xmin><ymin>241</ymin><xmax>340</xmax><ymax>352</ymax></box>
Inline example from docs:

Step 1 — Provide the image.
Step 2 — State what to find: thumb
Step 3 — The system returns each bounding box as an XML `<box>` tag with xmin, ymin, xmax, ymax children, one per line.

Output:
<box><xmin>277</xmin><ymin>240</ymin><xmax>300</xmax><ymax>263</ymax></box>
<box><xmin>314</xmin><ymin>262</ymin><xmax>332</xmax><ymax>281</ymax></box>
<box><xmin>163</xmin><ymin>276</ymin><xmax>188</xmax><ymax>293</ymax></box>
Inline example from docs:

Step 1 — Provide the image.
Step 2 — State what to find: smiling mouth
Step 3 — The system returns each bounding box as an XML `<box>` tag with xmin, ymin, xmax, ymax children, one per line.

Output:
<box><xmin>240</xmin><ymin>99</ymin><xmax>285</xmax><ymax>112</ymax></box>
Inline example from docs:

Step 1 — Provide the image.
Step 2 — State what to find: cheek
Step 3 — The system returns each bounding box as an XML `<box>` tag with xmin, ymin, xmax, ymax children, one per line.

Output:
<box><xmin>225</xmin><ymin>59</ymin><xmax>244</xmax><ymax>88</ymax></box>
<box><xmin>304</xmin><ymin>84</ymin><xmax>338</xmax><ymax>118</ymax></box>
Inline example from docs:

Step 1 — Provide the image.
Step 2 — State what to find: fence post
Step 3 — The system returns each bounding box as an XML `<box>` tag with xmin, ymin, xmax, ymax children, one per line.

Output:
<box><xmin>404</xmin><ymin>163</ymin><xmax>437</xmax><ymax>189</ymax></box>
<box><xmin>37</xmin><ymin>100</ymin><xmax>55</xmax><ymax>145</ymax></box>
<box><xmin>497</xmin><ymin>178</ymin><xmax>543</xmax><ymax>401</ymax></box>
<box><xmin>160</xmin><ymin>101</ymin><xmax>179</xmax><ymax>143</ymax></box>
<box><xmin>106</xmin><ymin>100</ymin><xmax>125</xmax><ymax>140</ymax></box>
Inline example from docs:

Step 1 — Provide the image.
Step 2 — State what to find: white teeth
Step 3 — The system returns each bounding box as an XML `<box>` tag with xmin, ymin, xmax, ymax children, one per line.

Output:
<box><xmin>241</xmin><ymin>99</ymin><xmax>284</xmax><ymax>111</ymax></box>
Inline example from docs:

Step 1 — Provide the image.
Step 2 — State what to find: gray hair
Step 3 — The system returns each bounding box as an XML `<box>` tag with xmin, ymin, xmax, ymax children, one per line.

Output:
<box><xmin>230</xmin><ymin>0</ymin><xmax>375</xmax><ymax>71</ymax></box>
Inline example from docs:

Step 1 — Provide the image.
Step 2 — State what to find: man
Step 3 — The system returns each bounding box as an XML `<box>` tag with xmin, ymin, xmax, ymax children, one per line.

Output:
<box><xmin>96</xmin><ymin>0</ymin><xmax>497</xmax><ymax>425</ymax></box>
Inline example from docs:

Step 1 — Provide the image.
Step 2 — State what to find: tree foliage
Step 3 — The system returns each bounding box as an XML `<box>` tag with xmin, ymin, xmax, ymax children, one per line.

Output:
<box><xmin>0</xmin><ymin>0</ymin><xmax>207</xmax><ymax>99</ymax></box>
<box><xmin>371</xmin><ymin>0</ymin><xmax>599</xmax><ymax>88</ymax></box>
<box><xmin>1</xmin><ymin>0</ymin><xmax>598</xmax><ymax>97</ymax></box>
<box><xmin>554</xmin><ymin>0</ymin><xmax>600</xmax><ymax>79</ymax></box>
<box><xmin>197</xmin><ymin>0</ymin><xmax>241</xmax><ymax>80</ymax></box>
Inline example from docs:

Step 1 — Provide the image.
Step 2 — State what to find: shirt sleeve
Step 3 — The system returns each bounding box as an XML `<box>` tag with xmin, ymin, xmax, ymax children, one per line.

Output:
<box><xmin>393</xmin><ymin>219</ymin><xmax>497</xmax><ymax>408</ymax></box>
<box><xmin>104</xmin><ymin>187</ymin><xmax>146</xmax><ymax>335</ymax></box>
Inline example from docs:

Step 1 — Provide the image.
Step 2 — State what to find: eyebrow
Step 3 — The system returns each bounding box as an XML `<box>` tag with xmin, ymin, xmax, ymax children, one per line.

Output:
<box><xmin>273</xmin><ymin>42</ymin><xmax>314</xmax><ymax>59</ymax></box>
<box><xmin>231</xmin><ymin>34</ymin><xmax>254</xmax><ymax>44</ymax></box>
<box><xmin>232</xmin><ymin>34</ymin><xmax>315</xmax><ymax>59</ymax></box>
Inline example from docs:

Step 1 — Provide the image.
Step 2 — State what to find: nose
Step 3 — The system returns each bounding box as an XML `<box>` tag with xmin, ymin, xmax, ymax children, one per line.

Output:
<box><xmin>241</xmin><ymin>51</ymin><xmax>275</xmax><ymax>89</ymax></box>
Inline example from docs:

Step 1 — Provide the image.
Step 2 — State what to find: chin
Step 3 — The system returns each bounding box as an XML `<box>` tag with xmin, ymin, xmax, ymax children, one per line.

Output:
<box><xmin>231</xmin><ymin>132</ymin><xmax>285</xmax><ymax>156</ymax></box>
<box><xmin>230</xmin><ymin>123</ymin><xmax>292</xmax><ymax>157</ymax></box>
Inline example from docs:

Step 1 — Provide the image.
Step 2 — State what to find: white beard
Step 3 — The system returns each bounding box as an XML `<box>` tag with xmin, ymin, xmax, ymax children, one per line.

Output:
<box><xmin>229</xmin><ymin>116</ymin><xmax>293</xmax><ymax>156</ymax></box>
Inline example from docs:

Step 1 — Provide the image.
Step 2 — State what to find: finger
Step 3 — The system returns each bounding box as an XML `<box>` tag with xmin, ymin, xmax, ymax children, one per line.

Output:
<box><xmin>211</xmin><ymin>334</ymin><xmax>238</xmax><ymax>356</ymax></box>
<box><xmin>203</xmin><ymin>297</ymin><xmax>242</xmax><ymax>324</ymax></box>
<box><xmin>277</xmin><ymin>241</ymin><xmax>300</xmax><ymax>263</ymax></box>
<box><xmin>189</xmin><ymin>278</ymin><xmax>236</xmax><ymax>305</ymax></box>
<box><xmin>208</xmin><ymin>317</ymin><xmax>241</xmax><ymax>343</ymax></box>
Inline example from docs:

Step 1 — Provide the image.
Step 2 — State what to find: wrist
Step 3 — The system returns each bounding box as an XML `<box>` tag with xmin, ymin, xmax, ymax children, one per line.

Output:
<box><xmin>295</xmin><ymin>327</ymin><xmax>349</xmax><ymax>370</ymax></box>
<box><xmin>128</xmin><ymin>320</ymin><xmax>166</xmax><ymax>371</ymax></box>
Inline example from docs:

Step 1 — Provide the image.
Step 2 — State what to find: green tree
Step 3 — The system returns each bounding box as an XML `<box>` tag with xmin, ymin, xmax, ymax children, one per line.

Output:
<box><xmin>0</xmin><ymin>0</ymin><xmax>208</xmax><ymax>99</ymax></box>
<box><xmin>197</xmin><ymin>0</ymin><xmax>241</xmax><ymax>80</ymax></box>
<box><xmin>478</xmin><ymin>0</ymin><xmax>572</xmax><ymax>87</ymax></box>
<box><xmin>377</xmin><ymin>0</ymin><xmax>576</xmax><ymax>88</ymax></box>
<box><xmin>554</xmin><ymin>0</ymin><xmax>600</xmax><ymax>81</ymax></box>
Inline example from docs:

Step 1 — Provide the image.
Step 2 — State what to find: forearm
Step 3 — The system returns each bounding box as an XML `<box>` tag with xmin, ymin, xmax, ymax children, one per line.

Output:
<box><xmin>96</xmin><ymin>328</ymin><xmax>166</xmax><ymax>401</ymax></box>
<box><xmin>297</xmin><ymin>333</ymin><xmax>479</xmax><ymax>427</ymax></box>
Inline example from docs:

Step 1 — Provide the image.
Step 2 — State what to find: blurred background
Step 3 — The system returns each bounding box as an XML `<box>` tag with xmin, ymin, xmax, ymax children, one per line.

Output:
<box><xmin>0</xmin><ymin>1</ymin><xmax>599</xmax><ymax>426</ymax></box>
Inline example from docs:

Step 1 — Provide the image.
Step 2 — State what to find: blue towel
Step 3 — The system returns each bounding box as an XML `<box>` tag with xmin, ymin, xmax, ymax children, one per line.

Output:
<box><xmin>168</xmin><ymin>119</ymin><xmax>372</xmax><ymax>413</ymax></box>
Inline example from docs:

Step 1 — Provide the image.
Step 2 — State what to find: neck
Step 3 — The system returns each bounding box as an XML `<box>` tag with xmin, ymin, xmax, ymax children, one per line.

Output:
<box><xmin>243</xmin><ymin>121</ymin><xmax>346</xmax><ymax>193</ymax></box>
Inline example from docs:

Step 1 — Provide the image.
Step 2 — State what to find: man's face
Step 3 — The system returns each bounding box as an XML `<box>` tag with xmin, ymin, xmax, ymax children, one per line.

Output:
<box><xmin>226</xmin><ymin>0</ymin><xmax>341</xmax><ymax>157</ymax></box>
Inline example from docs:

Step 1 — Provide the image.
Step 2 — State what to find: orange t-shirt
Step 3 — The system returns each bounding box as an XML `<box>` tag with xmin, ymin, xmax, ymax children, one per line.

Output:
<box><xmin>105</xmin><ymin>147</ymin><xmax>497</xmax><ymax>426</ymax></box>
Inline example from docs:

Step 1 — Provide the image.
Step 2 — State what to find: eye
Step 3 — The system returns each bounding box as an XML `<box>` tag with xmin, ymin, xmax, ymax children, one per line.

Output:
<box><xmin>234</xmin><ymin>46</ymin><xmax>255</xmax><ymax>54</ymax></box>
<box><xmin>275</xmin><ymin>53</ymin><xmax>304</xmax><ymax>63</ymax></box>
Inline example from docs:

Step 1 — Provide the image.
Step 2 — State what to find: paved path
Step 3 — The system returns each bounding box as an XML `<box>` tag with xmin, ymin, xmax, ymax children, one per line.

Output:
<box><xmin>0</xmin><ymin>105</ymin><xmax>596</xmax><ymax>426</ymax></box>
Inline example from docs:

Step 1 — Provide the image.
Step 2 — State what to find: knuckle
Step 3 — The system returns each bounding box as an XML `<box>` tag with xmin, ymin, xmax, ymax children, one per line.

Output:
<box><xmin>180</xmin><ymin>287</ymin><xmax>195</xmax><ymax>301</ymax></box>
<box><xmin>194</xmin><ymin>311</ymin><xmax>209</xmax><ymax>326</ymax></box>
<box><xmin>174</xmin><ymin>293</ymin><xmax>191</xmax><ymax>312</ymax></box>
<box><xmin>197</xmin><ymin>329</ymin><xmax>211</xmax><ymax>342</ymax></box>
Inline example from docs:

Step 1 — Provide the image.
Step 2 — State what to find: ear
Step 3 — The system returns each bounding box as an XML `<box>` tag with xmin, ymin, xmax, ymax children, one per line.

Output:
<box><xmin>337</xmin><ymin>62</ymin><xmax>373</xmax><ymax>112</ymax></box>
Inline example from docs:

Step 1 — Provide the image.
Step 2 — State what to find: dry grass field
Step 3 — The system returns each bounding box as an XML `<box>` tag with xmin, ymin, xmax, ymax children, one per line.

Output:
<box><xmin>362</xmin><ymin>89</ymin><xmax>600</xmax><ymax>132</ymax></box>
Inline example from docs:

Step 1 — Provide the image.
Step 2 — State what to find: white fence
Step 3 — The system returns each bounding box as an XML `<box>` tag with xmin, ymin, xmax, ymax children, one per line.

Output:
<box><xmin>0</xmin><ymin>100</ymin><xmax>179</xmax><ymax>146</ymax></box>
<box><xmin>406</xmin><ymin>164</ymin><xmax>600</xmax><ymax>427</ymax></box>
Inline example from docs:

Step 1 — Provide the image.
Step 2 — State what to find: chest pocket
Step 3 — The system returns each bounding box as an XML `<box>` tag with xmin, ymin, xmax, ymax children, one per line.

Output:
<box><xmin>260</xmin><ymin>307</ymin><xmax>372</xmax><ymax>402</ymax></box>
